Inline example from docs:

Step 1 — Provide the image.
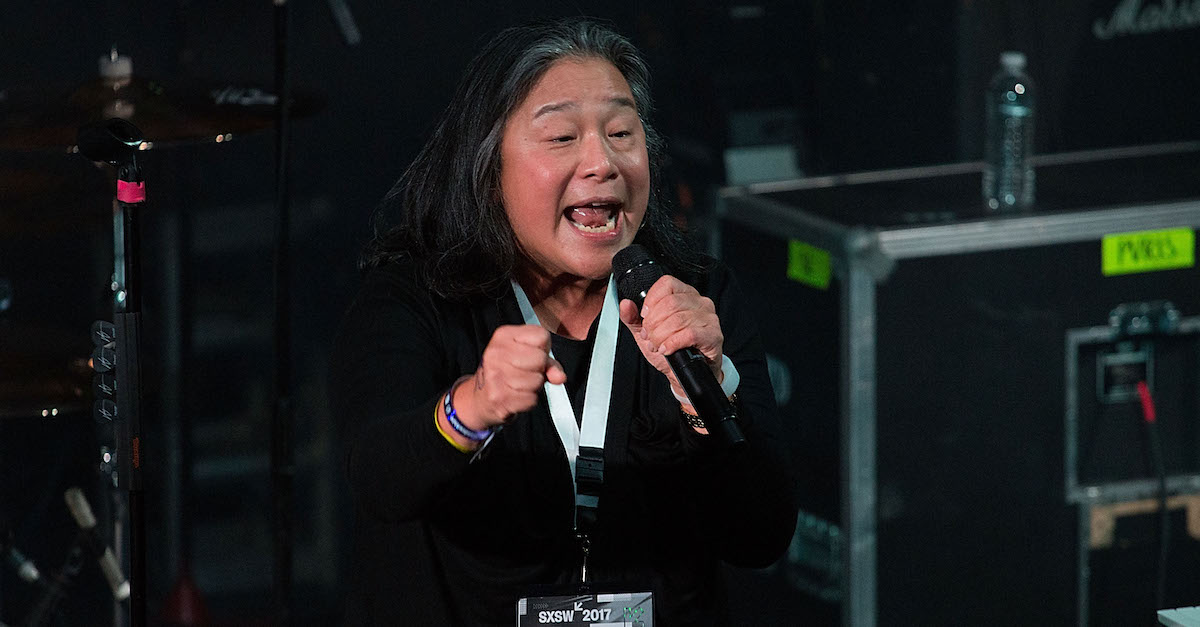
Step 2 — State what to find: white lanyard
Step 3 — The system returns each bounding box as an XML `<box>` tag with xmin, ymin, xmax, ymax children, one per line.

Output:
<box><xmin>510</xmin><ymin>276</ymin><xmax>618</xmax><ymax>513</ymax></box>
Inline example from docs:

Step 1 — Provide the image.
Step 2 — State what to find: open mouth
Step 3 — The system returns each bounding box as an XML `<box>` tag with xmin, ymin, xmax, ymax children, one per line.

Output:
<box><xmin>564</xmin><ymin>201</ymin><xmax>621</xmax><ymax>234</ymax></box>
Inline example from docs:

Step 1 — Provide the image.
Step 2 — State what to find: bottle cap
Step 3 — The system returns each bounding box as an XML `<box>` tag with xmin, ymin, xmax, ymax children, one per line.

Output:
<box><xmin>999</xmin><ymin>51</ymin><xmax>1026</xmax><ymax>71</ymax></box>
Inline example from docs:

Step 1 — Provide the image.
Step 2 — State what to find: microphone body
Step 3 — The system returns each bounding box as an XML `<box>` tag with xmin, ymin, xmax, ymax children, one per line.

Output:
<box><xmin>63</xmin><ymin>487</ymin><xmax>130</xmax><ymax>601</ymax></box>
<box><xmin>613</xmin><ymin>245</ymin><xmax>746</xmax><ymax>447</ymax></box>
<box><xmin>665</xmin><ymin>348</ymin><xmax>745</xmax><ymax>444</ymax></box>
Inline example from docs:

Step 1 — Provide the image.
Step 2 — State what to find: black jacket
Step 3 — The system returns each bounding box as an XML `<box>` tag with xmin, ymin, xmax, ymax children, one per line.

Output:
<box><xmin>330</xmin><ymin>260</ymin><xmax>797</xmax><ymax>626</ymax></box>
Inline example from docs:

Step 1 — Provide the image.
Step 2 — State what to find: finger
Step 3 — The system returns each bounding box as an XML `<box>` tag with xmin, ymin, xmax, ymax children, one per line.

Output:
<box><xmin>502</xmin><ymin>390</ymin><xmax>541</xmax><ymax>417</ymax></box>
<box><xmin>480</xmin><ymin>343</ymin><xmax>537</xmax><ymax>378</ymax></box>
<box><xmin>647</xmin><ymin>304</ymin><xmax>717</xmax><ymax>348</ymax></box>
<box><xmin>659</xmin><ymin>327</ymin><xmax>718</xmax><ymax>359</ymax></box>
<box><xmin>642</xmin><ymin>275</ymin><xmax>695</xmax><ymax>313</ymax></box>
<box><xmin>656</xmin><ymin>325</ymin><xmax>693</xmax><ymax>356</ymax></box>
<box><xmin>507</xmin><ymin>324</ymin><xmax>552</xmax><ymax>350</ymax></box>
<box><xmin>504</xmin><ymin>345</ymin><xmax>557</xmax><ymax>373</ymax></box>
<box><xmin>644</xmin><ymin>299</ymin><xmax>718</xmax><ymax>349</ymax></box>
<box><xmin>641</xmin><ymin>293</ymin><xmax>706</xmax><ymax>331</ymax></box>
<box><xmin>620</xmin><ymin>299</ymin><xmax>656</xmax><ymax>345</ymax></box>
<box><xmin>502</xmin><ymin>368</ymin><xmax>550</xmax><ymax>393</ymax></box>
<box><xmin>545</xmin><ymin>356</ymin><xmax>567</xmax><ymax>385</ymax></box>
<box><xmin>644</xmin><ymin>309</ymin><xmax>696</xmax><ymax>347</ymax></box>
<box><xmin>618</xmin><ymin>299</ymin><xmax>642</xmax><ymax>326</ymax></box>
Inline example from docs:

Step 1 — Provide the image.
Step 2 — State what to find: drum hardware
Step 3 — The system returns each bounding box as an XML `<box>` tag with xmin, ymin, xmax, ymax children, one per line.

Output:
<box><xmin>0</xmin><ymin>37</ymin><xmax>324</xmax><ymax>622</ymax></box>
<box><xmin>77</xmin><ymin>117</ymin><xmax>148</xmax><ymax>627</ymax></box>
<box><xmin>0</xmin><ymin>48</ymin><xmax>321</xmax><ymax>152</ymax></box>
<box><xmin>19</xmin><ymin>538</ymin><xmax>83</xmax><ymax>627</ymax></box>
<box><xmin>10</xmin><ymin>488</ymin><xmax>131</xmax><ymax>627</ymax></box>
<box><xmin>1</xmin><ymin>31</ymin><xmax>326</xmax><ymax>621</ymax></box>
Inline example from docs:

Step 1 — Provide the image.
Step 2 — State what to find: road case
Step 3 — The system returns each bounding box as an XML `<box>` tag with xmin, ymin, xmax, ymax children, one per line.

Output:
<box><xmin>716</xmin><ymin>143</ymin><xmax>1200</xmax><ymax>627</ymax></box>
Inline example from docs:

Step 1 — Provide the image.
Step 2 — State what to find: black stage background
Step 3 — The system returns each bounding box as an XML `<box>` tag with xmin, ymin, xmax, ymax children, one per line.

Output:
<box><xmin>1</xmin><ymin>1</ymin><xmax>1197</xmax><ymax>624</ymax></box>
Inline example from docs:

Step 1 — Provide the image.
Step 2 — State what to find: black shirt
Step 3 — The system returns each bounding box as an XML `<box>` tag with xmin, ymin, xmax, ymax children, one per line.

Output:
<box><xmin>330</xmin><ymin>260</ymin><xmax>798</xmax><ymax>626</ymax></box>
<box><xmin>550</xmin><ymin>321</ymin><xmax>596</xmax><ymax>424</ymax></box>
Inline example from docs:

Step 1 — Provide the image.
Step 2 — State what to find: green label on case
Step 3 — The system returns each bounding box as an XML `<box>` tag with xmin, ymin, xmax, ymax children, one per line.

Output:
<box><xmin>1102</xmin><ymin>228</ymin><xmax>1194</xmax><ymax>276</ymax></box>
<box><xmin>787</xmin><ymin>240</ymin><xmax>832</xmax><ymax>289</ymax></box>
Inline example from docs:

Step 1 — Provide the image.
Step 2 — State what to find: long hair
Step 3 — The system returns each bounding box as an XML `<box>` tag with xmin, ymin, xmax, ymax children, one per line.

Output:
<box><xmin>361</xmin><ymin>18</ymin><xmax>704</xmax><ymax>299</ymax></box>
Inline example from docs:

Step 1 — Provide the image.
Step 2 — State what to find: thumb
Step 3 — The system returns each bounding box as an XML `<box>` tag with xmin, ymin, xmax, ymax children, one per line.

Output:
<box><xmin>545</xmin><ymin>356</ymin><xmax>567</xmax><ymax>385</ymax></box>
<box><xmin>618</xmin><ymin>299</ymin><xmax>642</xmax><ymax>327</ymax></box>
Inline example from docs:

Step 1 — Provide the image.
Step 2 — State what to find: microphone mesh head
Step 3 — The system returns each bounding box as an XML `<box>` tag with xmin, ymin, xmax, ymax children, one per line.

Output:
<box><xmin>613</xmin><ymin>244</ymin><xmax>664</xmax><ymax>307</ymax></box>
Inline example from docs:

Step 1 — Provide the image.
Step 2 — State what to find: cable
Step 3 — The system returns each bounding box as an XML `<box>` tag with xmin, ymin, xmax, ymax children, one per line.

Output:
<box><xmin>1136</xmin><ymin>380</ymin><xmax>1169</xmax><ymax>610</ymax></box>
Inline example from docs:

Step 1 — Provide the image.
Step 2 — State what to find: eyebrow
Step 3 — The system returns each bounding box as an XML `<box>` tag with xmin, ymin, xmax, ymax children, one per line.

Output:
<box><xmin>532</xmin><ymin>96</ymin><xmax>637</xmax><ymax>120</ymax></box>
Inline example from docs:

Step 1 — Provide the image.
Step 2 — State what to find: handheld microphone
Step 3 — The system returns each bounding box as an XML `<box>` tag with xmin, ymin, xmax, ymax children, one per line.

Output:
<box><xmin>63</xmin><ymin>487</ymin><xmax>130</xmax><ymax>601</ymax></box>
<box><xmin>612</xmin><ymin>245</ymin><xmax>746</xmax><ymax>448</ymax></box>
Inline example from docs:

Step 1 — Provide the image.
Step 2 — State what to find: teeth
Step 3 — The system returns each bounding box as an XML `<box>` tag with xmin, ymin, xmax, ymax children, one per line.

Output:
<box><xmin>569</xmin><ymin>213</ymin><xmax>617</xmax><ymax>233</ymax></box>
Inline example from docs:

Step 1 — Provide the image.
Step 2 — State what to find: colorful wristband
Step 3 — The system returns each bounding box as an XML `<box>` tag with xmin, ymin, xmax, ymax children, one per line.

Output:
<box><xmin>434</xmin><ymin>404</ymin><xmax>473</xmax><ymax>453</ymax></box>
<box><xmin>443</xmin><ymin>376</ymin><xmax>492</xmax><ymax>441</ymax></box>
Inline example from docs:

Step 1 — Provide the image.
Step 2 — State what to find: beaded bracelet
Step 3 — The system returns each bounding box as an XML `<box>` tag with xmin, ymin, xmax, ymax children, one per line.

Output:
<box><xmin>680</xmin><ymin>407</ymin><xmax>706</xmax><ymax>431</ymax></box>
<box><xmin>681</xmin><ymin>393</ymin><xmax>739</xmax><ymax>432</ymax></box>
<box><xmin>442</xmin><ymin>376</ymin><xmax>492</xmax><ymax>442</ymax></box>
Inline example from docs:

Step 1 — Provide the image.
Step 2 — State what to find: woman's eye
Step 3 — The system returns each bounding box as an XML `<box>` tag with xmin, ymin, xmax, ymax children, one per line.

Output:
<box><xmin>610</xmin><ymin>130</ymin><xmax>632</xmax><ymax>138</ymax></box>
<box><xmin>551</xmin><ymin>135</ymin><xmax>575</xmax><ymax>143</ymax></box>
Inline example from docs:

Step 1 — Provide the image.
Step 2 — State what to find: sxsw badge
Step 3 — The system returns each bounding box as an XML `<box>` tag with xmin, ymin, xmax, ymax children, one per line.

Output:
<box><xmin>517</xmin><ymin>592</ymin><xmax>652</xmax><ymax>626</ymax></box>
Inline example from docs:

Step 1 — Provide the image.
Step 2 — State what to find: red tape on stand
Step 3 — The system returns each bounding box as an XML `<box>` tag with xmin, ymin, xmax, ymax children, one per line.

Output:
<box><xmin>117</xmin><ymin>180</ymin><xmax>145</xmax><ymax>204</ymax></box>
<box><xmin>1136</xmin><ymin>381</ymin><xmax>1157</xmax><ymax>424</ymax></box>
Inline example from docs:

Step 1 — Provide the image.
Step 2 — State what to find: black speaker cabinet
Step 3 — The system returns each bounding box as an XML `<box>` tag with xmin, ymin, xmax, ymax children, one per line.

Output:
<box><xmin>716</xmin><ymin>145</ymin><xmax>1200</xmax><ymax>627</ymax></box>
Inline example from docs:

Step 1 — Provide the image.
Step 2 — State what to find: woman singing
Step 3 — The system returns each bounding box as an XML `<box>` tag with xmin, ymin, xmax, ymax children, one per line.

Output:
<box><xmin>331</xmin><ymin>18</ymin><xmax>797</xmax><ymax>625</ymax></box>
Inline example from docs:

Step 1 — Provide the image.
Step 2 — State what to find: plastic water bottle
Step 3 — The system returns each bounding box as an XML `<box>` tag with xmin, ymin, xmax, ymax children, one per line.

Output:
<box><xmin>983</xmin><ymin>51</ymin><xmax>1035</xmax><ymax>211</ymax></box>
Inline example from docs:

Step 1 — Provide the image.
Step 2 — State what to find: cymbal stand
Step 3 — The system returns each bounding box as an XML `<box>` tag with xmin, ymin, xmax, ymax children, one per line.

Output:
<box><xmin>77</xmin><ymin>118</ymin><xmax>148</xmax><ymax>627</ymax></box>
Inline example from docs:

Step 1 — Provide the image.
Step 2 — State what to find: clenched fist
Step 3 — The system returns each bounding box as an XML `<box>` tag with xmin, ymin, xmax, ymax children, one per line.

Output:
<box><xmin>450</xmin><ymin>324</ymin><xmax>566</xmax><ymax>433</ymax></box>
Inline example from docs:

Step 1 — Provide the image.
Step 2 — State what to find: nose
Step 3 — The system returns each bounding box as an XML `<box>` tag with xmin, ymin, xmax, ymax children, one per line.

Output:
<box><xmin>579</xmin><ymin>132</ymin><xmax>618</xmax><ymax>181</ymax></box>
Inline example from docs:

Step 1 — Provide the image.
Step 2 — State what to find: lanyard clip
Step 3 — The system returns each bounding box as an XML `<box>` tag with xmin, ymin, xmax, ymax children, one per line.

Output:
<box><xmin>575</xmin><ymin>446</ymin><xmax>605</xmax><ymax>496</ymax></box>
<box><xmin>577</xmin><ymin>532</ymin><xmax>592</xmax><ymax>586</ymax></box>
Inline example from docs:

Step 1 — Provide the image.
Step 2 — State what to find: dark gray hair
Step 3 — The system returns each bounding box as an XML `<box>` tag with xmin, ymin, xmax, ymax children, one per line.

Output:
<box><xmin>363</xmin><ymin>18</ymin><xmax>701</xmax><ymax>299</ymax></box>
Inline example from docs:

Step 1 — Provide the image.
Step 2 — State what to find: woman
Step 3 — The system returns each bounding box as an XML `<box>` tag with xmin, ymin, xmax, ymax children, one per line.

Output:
<box><xmin>331</xmin><ymin>19</ymin><xmax>797</xmax><ymax>625</ymax></box>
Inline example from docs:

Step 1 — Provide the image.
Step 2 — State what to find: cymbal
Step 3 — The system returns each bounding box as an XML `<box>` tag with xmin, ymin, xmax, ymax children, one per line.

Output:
<box><xmin>0</xmin><ymin>76</ymin><xmax>322</xmax><ymax>150</ymax></box>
